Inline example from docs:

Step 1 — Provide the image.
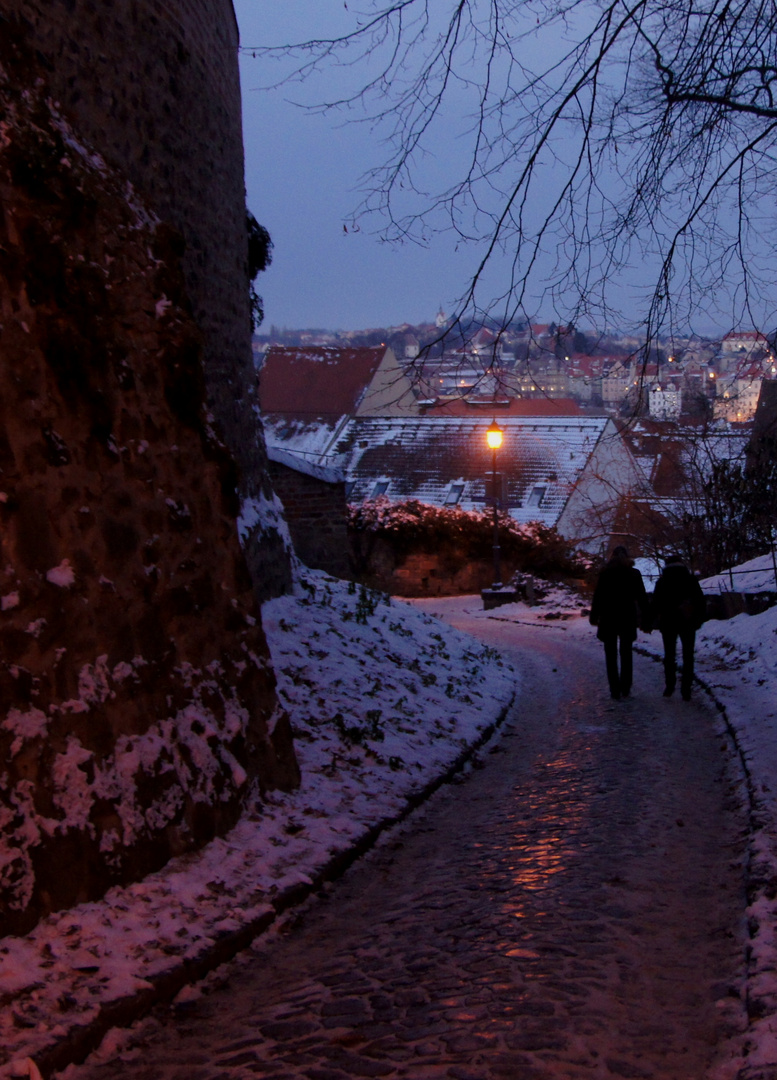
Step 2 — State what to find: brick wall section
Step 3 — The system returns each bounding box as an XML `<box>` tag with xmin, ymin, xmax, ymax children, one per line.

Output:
<box><xmin>3</xmin><ymin>0</ymin><xmax>291</xmax><ymax>598</ymax></box>
<box><xmin>268</xmin><ymin>461</ymin><xmax>352</xmax><ymax>578</ymax></box>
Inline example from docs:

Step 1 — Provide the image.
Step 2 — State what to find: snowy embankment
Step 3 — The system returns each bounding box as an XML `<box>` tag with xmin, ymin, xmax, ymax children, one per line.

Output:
<box><xmin>701</xmin><ymin>552</ymin><xmax>777</xmax><ymax>595</ymax></box>
<box><xmin>634</xmin><ymin>568</ymin><xmax>777</xmax><ymax>1074</ymax></box>
<box><xmin>695</xmin><ymin>604</ymin><xmax>777</xmax><ymax>1071</ymax></box>
<box><xmin>0</xmin><ymin>572</ymin><xmax>515</xmax><ymax>1079</ymax></box>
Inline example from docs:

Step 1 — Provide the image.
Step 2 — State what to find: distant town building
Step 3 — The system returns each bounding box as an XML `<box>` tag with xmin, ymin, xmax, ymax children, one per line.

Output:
<box><xmin>601</xmin><ymin>359</ymin><xmax>634</xmax><ymax>410</ymax></box>
<box><xmin>720</xmin><ymin>330</ymin><xmax>770</xmax><ymax>365</ymax></box>
<box><xmin>649</xmin><ymin>383</ymin><xmax>682</xmax><ymax>421</ymax></box>
<box><xmin>255</xmin><ymin>320</ymin><xmax>777</xmax><ymax>426</ymax></box>
<box><xmin>714</xmin><ymin>365</ymin><xmax>769</xmax><ymax>423</ymax></box>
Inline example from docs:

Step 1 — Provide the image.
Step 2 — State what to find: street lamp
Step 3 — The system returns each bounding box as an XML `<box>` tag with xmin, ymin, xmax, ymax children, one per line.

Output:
<box><xmin>486</xmin><ymin>419</ymin><xmax>503</xmax><ymax>588</ymax></box>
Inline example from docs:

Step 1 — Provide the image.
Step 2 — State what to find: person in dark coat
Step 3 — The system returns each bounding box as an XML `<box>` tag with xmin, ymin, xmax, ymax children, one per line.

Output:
<box><xmin>651</xmin><ymin>554</ymin><xmax>707</xmax><ymax>700</ymax></box>
<box><xmin>589</xmin><ymin>545</ymin><xmax>650</xmax><ymax>700</ymax></box>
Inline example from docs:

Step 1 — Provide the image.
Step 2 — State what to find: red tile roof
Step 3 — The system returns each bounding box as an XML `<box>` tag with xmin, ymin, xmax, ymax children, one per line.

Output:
<box><xmin>568</xmin><ymin>355</ymin><xmax>603</xmax><ymax>377</ymax></box>
<box><xmin>723</xmin><ymin>330</ymin><xmax>767</xmax><ymax>342</ymax></box>
<box><xmin>259</xmin><ymin>345</ymin><xmax>389</xmax><ymax>418</ymax></box>
<box><xmin>649</xmin><ymin>444</ymin><xmax>689</xmax><ymax>498</ymax></box>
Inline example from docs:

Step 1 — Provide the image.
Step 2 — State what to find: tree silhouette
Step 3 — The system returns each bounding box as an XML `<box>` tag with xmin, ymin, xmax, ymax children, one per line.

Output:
<box><xmin>246</xmin><ymin>0</ymin><xmax>777</xmax><ymax>354</ymax></box>
<box><xmin>247</xmin><ymin>211</ymin><xmax>273</xmax><ymax>332</ymax></box>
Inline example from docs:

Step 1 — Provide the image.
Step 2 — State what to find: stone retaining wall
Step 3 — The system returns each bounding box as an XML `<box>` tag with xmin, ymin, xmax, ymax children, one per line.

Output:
<box><xmin>354</xmin><ymin>540</ymin><xmax>527</xmax><ymax>597</ymax></box>
<box><xmin>268</xmin><ymin>457</ymin><xmax>351</xmax><ymax>578</ymax></box>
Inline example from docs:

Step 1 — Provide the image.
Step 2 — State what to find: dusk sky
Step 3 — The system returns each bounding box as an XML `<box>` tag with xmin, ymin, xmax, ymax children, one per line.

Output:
<box><xmin>233</xmin><ymin>3</ymin><xmax>768</xmax><ymax>341</ymax></box>
<box><xmin>235</xmin><ymin>2</ymin><xmax>468</xmax><ymax>333</ymax></box>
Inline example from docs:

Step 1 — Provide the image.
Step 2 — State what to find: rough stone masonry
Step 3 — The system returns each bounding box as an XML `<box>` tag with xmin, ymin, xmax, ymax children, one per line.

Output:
<box><xmin>0</xmin><ymin>13</ymin><xmax>299</xmax><ymax>935</ymax></box>
<box><xmin>3</xmin><ymin>0</ymin><xmax>292</xmax><ymax>599</ymax></box>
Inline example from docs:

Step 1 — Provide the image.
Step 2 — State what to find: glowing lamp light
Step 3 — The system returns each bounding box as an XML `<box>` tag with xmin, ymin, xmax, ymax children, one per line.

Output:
<box><xmin>486</xmin><ymin>420</ymin><xmax>503</xmax><ymax>450</ymax></box>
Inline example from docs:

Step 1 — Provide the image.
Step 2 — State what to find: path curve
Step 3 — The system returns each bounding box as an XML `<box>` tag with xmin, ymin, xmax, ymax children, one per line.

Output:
<box><xmin>70</xmin><ymin>609</ymin><xmax>750</xmax><ymax>1080</ymax></box>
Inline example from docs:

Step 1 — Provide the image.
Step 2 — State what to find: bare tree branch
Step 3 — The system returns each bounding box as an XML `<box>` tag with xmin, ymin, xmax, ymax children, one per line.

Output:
<box><xmin>244</xmin><ymin>0</ymin><xmax>777</xmax><ymax>349</ymax></box>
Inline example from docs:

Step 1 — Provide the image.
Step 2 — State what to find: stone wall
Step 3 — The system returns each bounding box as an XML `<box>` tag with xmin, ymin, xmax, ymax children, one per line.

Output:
<box><xmin>0</xmin><ymin>41</ymin><xmax>298</xmax><ymax>936</ymax></box>
<box><xmin>356</xmin><ymin>541</ymin><xmax>523</xmax><ymax>596</ymax></box>
<box><xmin>2</xmin><ymin>0</ymin><xmax>292</xmax><ymax>598</ymax></box>
<box><xmin>267</xmin><ymin>452</ymin><xmax>351</xmax><ymax>579</ymax></box>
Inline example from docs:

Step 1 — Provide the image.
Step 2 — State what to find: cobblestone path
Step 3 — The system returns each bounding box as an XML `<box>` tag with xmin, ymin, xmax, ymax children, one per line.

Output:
<box><xmin>71</xmin><ymin>614</ymin><xmax>749</xmax><ymax>1080</ymax></box>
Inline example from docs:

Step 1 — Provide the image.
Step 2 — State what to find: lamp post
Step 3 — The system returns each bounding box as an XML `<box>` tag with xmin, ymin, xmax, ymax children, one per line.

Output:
<box><xmin>486</xmin><ymin>418</ymin><xmax>503</xmax><ymax>588</ymax></box>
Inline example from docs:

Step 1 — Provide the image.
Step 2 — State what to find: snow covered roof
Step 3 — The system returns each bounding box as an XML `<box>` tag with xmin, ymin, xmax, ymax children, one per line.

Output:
<box><xmin>334</xmin><ymin>415</ymin><xmax>613</xmax><ymax>528</ymax></box>
<box><xmin>266</xmin><ymin>444</ymin><xmax>345</xmax><ymax>484</ymax></box>
<box><xmin>262</xmin><ymin>413</ymin><xmax>351</xmax><ymax>465</ymax></box>
<box><xmin>617</xmin><ymin>419</ymin><xmax>749</xmax><ymax>499</ymax></box>
<box><xmin>422</xmin><ymin>397</ymin><xmax>582</xmax><ymax>417</ymax></box>
<box><xmin>650</xmin><ymin>444</ymin><xmax>691</xmax><ymax>496</ymax></box>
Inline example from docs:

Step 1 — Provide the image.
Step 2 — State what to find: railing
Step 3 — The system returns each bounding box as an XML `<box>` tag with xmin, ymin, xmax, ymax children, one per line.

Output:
<box><xmin>712</xmin><ymin>549</ymin><xmax>777</xmax><ymax>593</ymax></box>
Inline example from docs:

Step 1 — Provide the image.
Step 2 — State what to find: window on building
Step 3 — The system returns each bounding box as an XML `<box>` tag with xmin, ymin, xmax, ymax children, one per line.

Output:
<box><xmin>371</xmin><ymin>481</ymin><xmax>389</xmax><ymax>498</ymax></box>
<box><xmin>527</xmin><ymin>485</ymin><xmax>546</xmax><ymax>508</ymax></box>
<box><xmin>445</xmin><ymin>483</ymin><xmax>465</xmax><ymax>505</ymax></box>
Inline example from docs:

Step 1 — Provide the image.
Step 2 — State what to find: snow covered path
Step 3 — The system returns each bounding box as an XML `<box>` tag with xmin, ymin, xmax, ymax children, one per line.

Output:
<box><xmin>68</xmin><ymin>611</ymin><xmax>749</xmax><ymax>1080</ymax></box>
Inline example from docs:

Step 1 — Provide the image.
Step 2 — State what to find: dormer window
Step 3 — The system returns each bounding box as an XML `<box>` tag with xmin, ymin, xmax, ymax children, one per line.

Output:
<box><xmin>527</xmin><ymin>485</ymin><xmax>546</xmax><ymax>508</ymax></box>
<box><xmin>371</xmin><ymin>481</ymin><xmax>389</xmax><ymax>498</ymax></box>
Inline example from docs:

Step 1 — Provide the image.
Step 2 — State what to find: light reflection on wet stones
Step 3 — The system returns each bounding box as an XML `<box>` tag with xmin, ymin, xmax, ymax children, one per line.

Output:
<box><xmin>70</xmin><ymin>624</ymin><xmax>748</xmax><ymax>1080</ymax></box>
